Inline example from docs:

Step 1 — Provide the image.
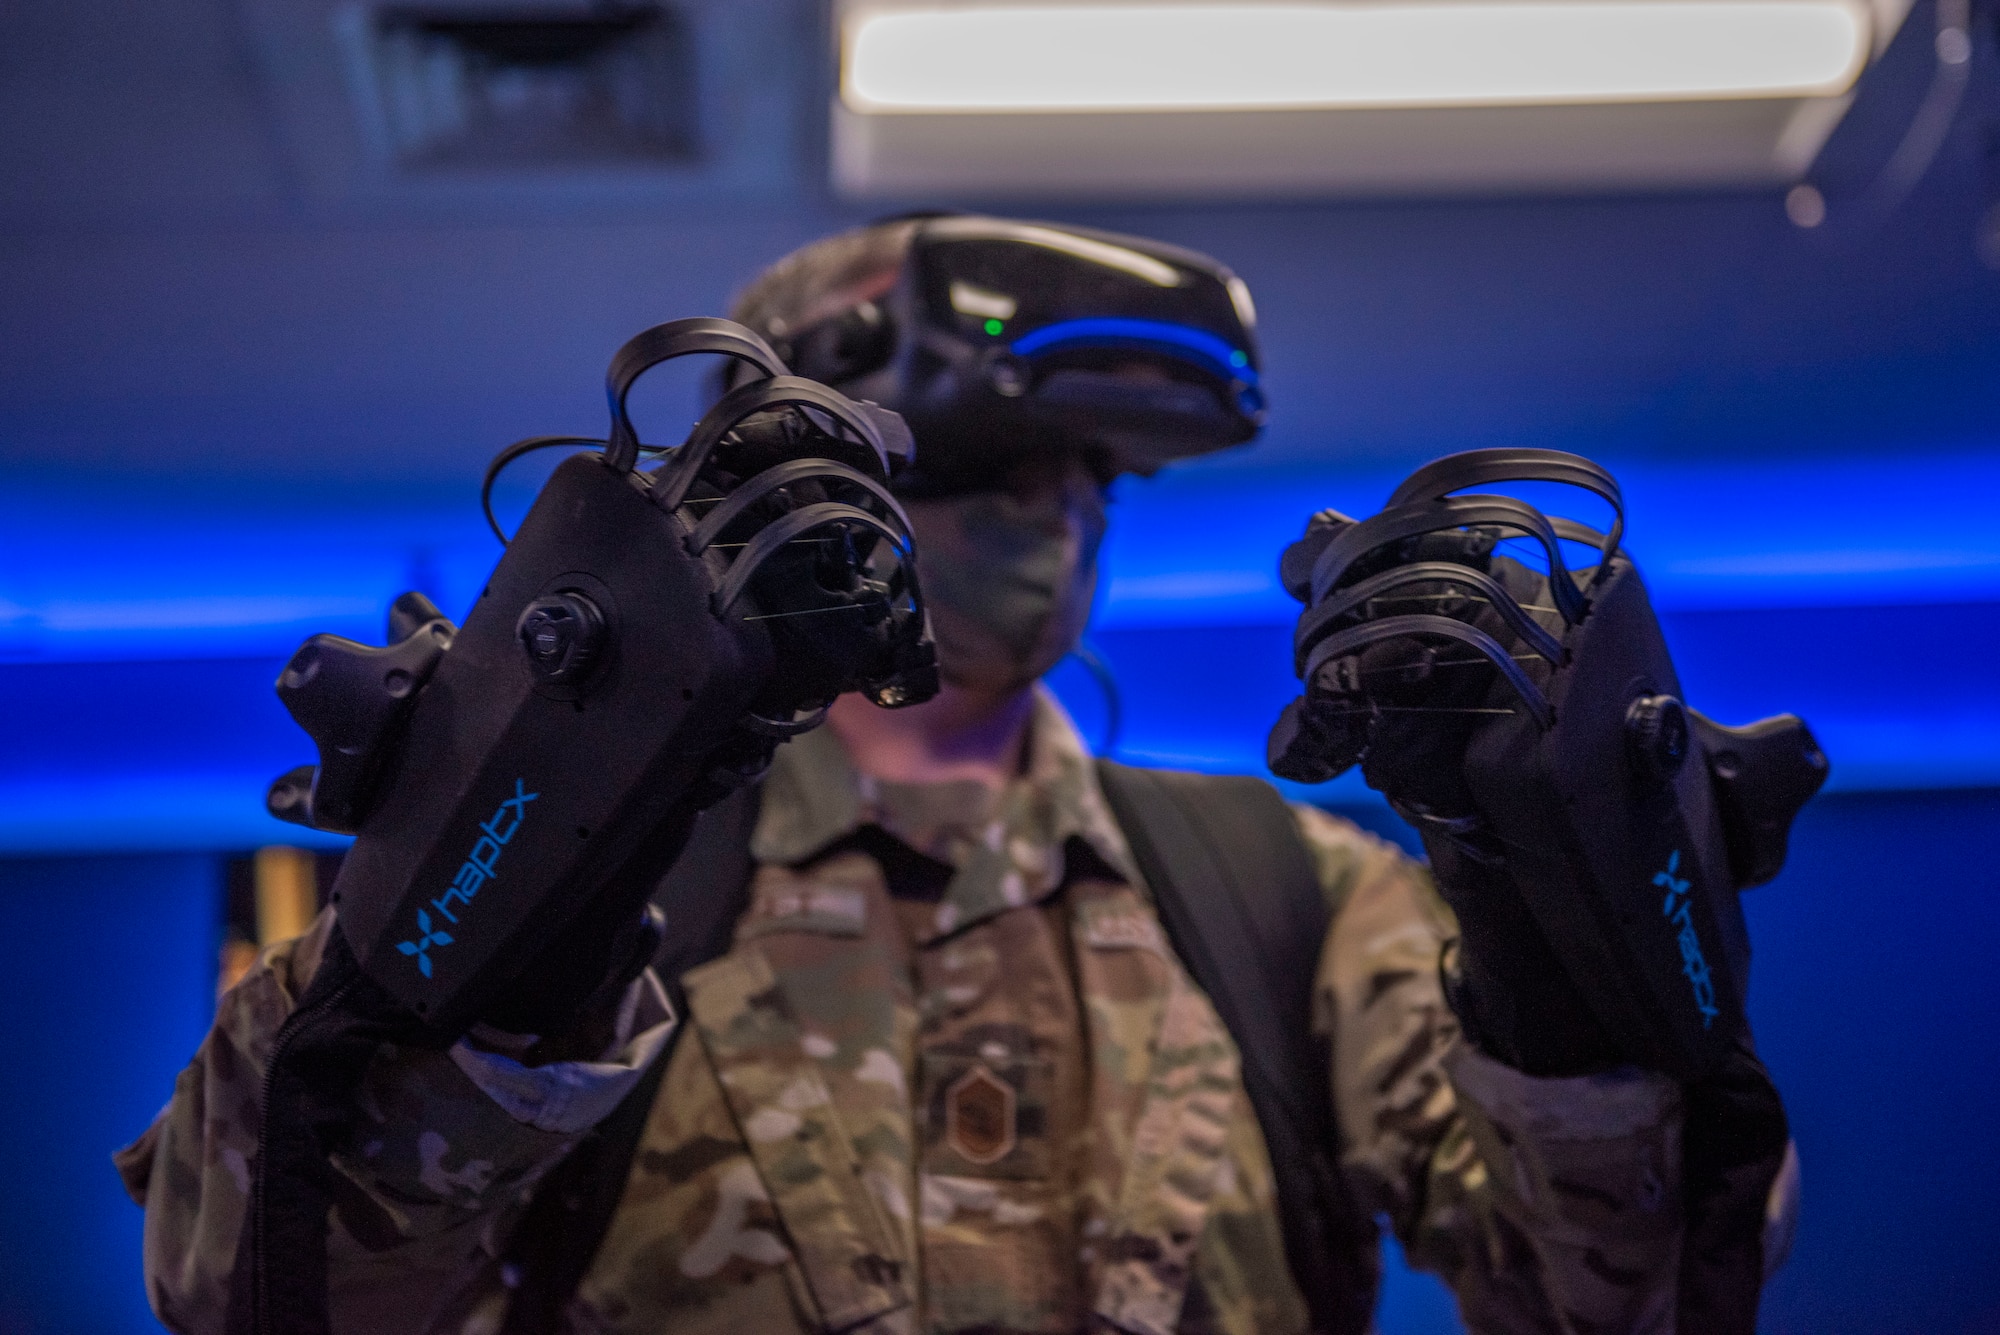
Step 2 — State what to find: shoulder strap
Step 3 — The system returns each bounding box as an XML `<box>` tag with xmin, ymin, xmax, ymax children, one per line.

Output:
<box><xmin>1094</xmin><ymin>760</ymin><xmax>1380</xmax><ymax>1335</ymax></box>
<box><xmin>502</xmin><ymin>781</ymin><xmax>762</xmax><ymax>1335</ymax></box>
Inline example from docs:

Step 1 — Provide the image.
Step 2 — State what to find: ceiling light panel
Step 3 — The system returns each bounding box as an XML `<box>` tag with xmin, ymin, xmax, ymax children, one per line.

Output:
<box><xmin>831</xmin><ymin>0</ymin><xmax>1903</xmax><ymax>198</ymax></box>
<box><xmin>842</xmin><ymin>2</ymin><xmax>1872</xmax><ymax>114</ymax></box>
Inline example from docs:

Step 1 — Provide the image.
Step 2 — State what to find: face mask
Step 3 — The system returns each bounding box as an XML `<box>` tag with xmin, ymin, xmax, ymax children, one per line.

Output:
<box><xmin>904</xmin><ymin>462</ymin><xmax>1108</xmax><ymax>696</ymax></box>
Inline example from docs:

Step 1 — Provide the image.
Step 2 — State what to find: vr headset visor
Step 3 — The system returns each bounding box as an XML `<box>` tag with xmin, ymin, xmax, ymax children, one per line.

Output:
<box><xmin>767</xmin><ymin>217</ymin><xmax>1266</xmax><ymax>491</ymax></box>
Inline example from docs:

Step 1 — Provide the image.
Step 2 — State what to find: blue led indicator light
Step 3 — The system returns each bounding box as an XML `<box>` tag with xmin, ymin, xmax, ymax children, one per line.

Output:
<box><xmin>1010</xmin><ymin>318</ymin><xmax>1257</xmax><ymax>389</ymax></box>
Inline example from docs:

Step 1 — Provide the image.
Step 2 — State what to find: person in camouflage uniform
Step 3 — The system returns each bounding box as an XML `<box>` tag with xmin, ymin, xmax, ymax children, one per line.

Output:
<box><xmin>118</xmin><ymin>218</ymin><xmax>1796</xmax><ymax>1335</ymax></box>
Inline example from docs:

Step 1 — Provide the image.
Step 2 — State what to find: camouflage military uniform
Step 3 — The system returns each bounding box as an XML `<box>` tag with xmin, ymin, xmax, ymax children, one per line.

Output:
<box><xmin>119</xmin><ymin>691</ymin><xmax>1753</xmax><ymax>1334</ymax></box>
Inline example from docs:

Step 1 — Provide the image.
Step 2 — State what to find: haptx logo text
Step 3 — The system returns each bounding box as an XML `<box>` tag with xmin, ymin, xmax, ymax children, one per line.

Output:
<box><xmin>397</xmin><ymin>779</ymin><xmax>538</xmax><ymax>979</ymax></box>
<box><xmin>1654</xmin><ymin>848</ymin><xmax>1719</xmax><ymax>1029</ymax></box>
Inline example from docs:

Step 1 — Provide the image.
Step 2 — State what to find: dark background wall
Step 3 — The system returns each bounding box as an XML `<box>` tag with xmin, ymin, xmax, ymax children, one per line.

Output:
<box><xmin>4</xmin><ymin>0</ymin><xmax>2000</xmax><ymax>1331</ymax></box>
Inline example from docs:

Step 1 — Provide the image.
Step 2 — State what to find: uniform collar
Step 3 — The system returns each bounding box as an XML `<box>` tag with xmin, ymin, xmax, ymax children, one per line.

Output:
<box><xmin>751</xmin><ymin>687</ymin><xmax>1140</xmax><ymax>945</ymax></box>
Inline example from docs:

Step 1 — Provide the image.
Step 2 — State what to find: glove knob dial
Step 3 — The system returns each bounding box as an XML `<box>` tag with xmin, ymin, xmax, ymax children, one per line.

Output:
<box><xmin>1624</xmin><ymin>693</ymin><xmax>1690</xmax><ymax>786</ymax></box>
<box><xmin>518</xmin><ymin>592</ymin><xmax>608</xmax><ymax>689</ymax></box>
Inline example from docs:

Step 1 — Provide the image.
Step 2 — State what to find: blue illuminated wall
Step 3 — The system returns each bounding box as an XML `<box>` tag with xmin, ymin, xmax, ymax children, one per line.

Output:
<box><xmin>7</xmin><ymin>450</ymin><xmax>2000</xmax><ymax>853</ymax></box>
<box><xmin>0</xmin><ymin>856</ymin><xmax>217</xmax><ymax>1335</ymax></box>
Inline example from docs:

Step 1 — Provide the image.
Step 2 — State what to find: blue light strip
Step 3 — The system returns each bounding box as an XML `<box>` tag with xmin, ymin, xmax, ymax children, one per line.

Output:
<box><xmin>1010</xmin><ymin>317</ymin><xmax>1258</xmax><ymax>385</ymax></box>
<box><xmin>1098</xmin><ymin>451</ymin><xmax>2000</xmax><ymax>627</ymax></box>
<box><xmin>9</xmin><ymin>455</ymin><xmax>1999</xmax><ymax>659</ymax></box>
<box><xmin>3</xmin><ymin>450</ymin><xmax>1997</xmax><ymax>855</ymax></box>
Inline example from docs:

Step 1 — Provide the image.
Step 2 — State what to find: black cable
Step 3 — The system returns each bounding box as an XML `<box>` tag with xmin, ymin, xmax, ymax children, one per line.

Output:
<box><xmin>480</xmin><ymin>435</ymin><xmax>667</xmax><ymax>545</ymax></box>
<box><xmin>1067</xmin><ymin>638</ymin><xmax>1124</xmax><ymax>758</ymax></box>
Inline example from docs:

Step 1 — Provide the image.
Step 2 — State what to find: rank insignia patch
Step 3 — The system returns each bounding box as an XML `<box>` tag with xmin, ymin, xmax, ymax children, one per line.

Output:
<box><xmin>945</xmin><ymin>1063</ymin><xmax>1016</xmax><ymax>1165</ymax></box>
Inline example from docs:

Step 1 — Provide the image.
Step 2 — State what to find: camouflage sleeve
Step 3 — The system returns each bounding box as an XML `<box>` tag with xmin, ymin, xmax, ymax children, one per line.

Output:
<box><xmin>1296</xmin><ymin>805</ymin><xmax>1685</xmax><ymax>1334</ymax></box>
<box><xmin>112</xmin><ymin>907</ymin><xmax>675</xmax><ymax>1335</ymax></box>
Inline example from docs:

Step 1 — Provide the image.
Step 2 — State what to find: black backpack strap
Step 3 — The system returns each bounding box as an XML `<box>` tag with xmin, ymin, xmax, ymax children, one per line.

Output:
<box><xmin>1095</xmin><ymin>760</ymin><xmax>1380</xmax><ymax>1335</ymax></box>
<box><xmin>501</xmin><ymin>782</ymin><xmax>762</xmax><ymax>1335</ymax></box>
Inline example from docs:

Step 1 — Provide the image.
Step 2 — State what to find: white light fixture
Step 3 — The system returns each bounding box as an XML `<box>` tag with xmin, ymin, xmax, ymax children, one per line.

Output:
<box><xmin>843</xmin><ymin>2</ymin><xmax>1872</xmax><ymax>114</ymax></box>
<box><xmin>831</xmin><ymin>0</ymin><xmax>1904</xmax><ymax>198</ymax></box>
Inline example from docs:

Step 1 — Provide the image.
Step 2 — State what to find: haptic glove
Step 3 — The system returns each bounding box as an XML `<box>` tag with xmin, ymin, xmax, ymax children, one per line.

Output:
<box><xmin>1268</xmin><ymin>449</ymin><xmax>1828</xmax><ymax>1080</ymax></box>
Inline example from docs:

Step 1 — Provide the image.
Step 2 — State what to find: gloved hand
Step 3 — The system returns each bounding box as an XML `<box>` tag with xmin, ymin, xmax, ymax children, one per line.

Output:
<box><xmin>1265</xmin><ymin>452</ymin><xmax>1808</xmax><ymax>1335</ymax></box>
<box><xmin>1267</xmin><ymin>449</ymin><xmax>1821</xmax><ymax>1085</ymax></box>
<box><xmin>268</xmin><ymin>319</ymin><xmax>937</xmax><ymax>1042</ymax></box>
<box><xmin>235</xmin><ymin>321</ymin><xmax>942</xmax><ymax>1335</ymax></box>
<box><xmin>1271</xmin><ymin>513</ymin><xmax>1621</xmax><ymax>1075</ymax></box>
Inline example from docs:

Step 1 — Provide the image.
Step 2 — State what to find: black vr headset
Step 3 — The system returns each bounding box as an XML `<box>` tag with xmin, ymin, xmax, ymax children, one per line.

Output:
<box><xmin>738</xmin><ymin>216</ymin><xmax>1267</xmax><ymax>492</ymax></box>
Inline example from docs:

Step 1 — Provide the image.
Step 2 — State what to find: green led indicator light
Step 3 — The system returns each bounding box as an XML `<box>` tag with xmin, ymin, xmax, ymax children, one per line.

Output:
<box><xmin>1228</xmin><ymin>350</ymin><xmax>1249</xmax><ymax>368</ymax></box>
<box><xmin>984</xmin><ymin>318</ymin><xmax>1005</xmax><ymax>336</ymax></box>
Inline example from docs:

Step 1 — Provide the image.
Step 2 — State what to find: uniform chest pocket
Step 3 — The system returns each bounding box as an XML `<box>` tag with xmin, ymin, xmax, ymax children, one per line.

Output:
<box><xmin>919</xmin><ymin>1051</ymin><xmax>1056</xmax><ymax>1181</ymax></box>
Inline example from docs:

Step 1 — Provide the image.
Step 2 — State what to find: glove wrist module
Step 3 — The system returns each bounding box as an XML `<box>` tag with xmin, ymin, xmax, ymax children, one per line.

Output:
<box><xmin>1270</xmin><ymin>449</ymin><xmax>1828</xmax><ymax>1080</ymax></box>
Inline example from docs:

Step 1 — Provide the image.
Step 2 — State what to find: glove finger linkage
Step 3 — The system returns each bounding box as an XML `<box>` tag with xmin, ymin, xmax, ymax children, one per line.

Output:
<box><xmin>1272</xmin><ymin>511</ymin><xmax>1555</xmax><ymax>828</ymax></box>
<box><xmin>1272</xmin><ymin>494</ymin><xmax>1621</xmax><ymax>1074</ymax></box>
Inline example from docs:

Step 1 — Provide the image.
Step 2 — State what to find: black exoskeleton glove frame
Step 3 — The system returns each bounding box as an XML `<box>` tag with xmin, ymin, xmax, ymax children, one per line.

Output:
<box><xmin>1270</xmin><ymin>450</ymin><xmax>1821</xmax><ymax>1334</ymax></box>
<box><xmin>266</xmin><ymin>317</ymin><xmax>936</xmax><ymax>1036</ymax></box>
<box><xmin>1269</xmin><ymin>449</ymin><xmax>1829</xmax><ymax>1081</ymax></box>
<box><xmin>230</xmin><ymin>320</ymin><xmax>939</xmax><ymax>1335</ymax></box>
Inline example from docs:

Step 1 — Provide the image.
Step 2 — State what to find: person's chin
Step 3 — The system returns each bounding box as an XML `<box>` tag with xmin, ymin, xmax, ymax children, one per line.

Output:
<box><xmin>938</xmin><ymin>661</ymin><xmax>1036</xmax><ymax>697</ymax></box>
